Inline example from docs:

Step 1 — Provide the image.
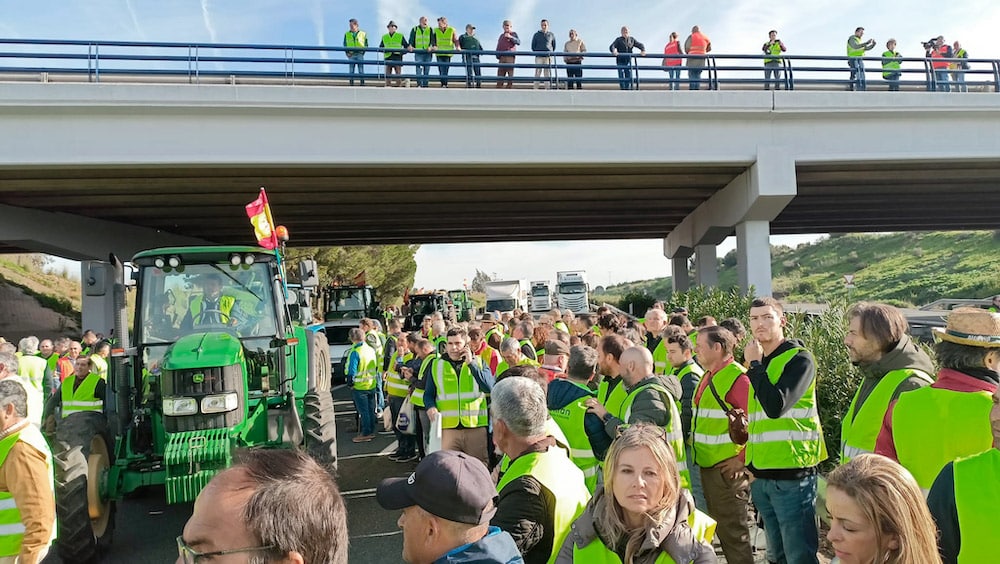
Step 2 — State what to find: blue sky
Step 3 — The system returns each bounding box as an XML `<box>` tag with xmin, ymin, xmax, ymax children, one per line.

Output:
<box><xmin>4</xmin><ymin>1</ymin><xmax>997</xmax><ymax>288</ymax></box>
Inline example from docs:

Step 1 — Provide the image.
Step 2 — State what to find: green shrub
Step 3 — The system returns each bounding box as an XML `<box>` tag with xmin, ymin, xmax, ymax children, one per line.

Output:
<box><xmin>617</xmin><ymin>291</ymin><xmax>656</xmax><ymax>316</ymax></box>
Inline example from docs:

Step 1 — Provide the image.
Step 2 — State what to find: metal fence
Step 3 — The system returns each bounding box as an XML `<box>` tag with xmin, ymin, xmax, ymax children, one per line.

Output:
<box><xmin>1</xmin><ymin>38</ymin><xmax>997</xmax><ymax>92</ymax></box>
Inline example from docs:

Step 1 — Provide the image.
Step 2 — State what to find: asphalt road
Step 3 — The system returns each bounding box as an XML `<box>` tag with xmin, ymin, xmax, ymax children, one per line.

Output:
<box><xmin>44</xmin><ymin>384</ymin><xmax>412</xmax><ymax>563</ymax></box>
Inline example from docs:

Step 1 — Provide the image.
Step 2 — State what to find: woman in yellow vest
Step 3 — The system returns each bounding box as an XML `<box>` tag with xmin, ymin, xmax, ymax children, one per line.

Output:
<box><xmin>826</xmin><ymin>454</ymin><xmax>940</xmax><ymax>564</ymax></box>
<box><xmin>556</xmin><ymin>424</ymin><xmax>715</xmax><ymax>563</ymax></box>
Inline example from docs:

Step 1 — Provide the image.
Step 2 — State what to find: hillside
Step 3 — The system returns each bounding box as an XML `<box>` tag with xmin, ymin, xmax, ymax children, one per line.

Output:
<box><xmin>603</xmin><ymin>231</ymin><xmax>1000</xmax><ymax>307</ymax></box>
<box><xmin>0</xmin><ymin>255</ymin><xmax>81</xmax><ymax>342</ymax></box>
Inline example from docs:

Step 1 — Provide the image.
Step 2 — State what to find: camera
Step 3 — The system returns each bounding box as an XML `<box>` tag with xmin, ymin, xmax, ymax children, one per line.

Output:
<box><xmin>922</xmin><ymin>37</ymin><xmax>941</xmax><ymax>49</ymax></box>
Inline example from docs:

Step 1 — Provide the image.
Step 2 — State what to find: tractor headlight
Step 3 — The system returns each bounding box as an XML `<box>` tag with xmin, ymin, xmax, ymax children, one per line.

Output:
<box><xmin>201</xmin><ymin>393</ymin><xmax>239</xmax><ymax>414</ymax></box>
<box><xmin>162</xmin><ymin>397</ymin><xmax>198</xmax><ymax>416</ymax></box>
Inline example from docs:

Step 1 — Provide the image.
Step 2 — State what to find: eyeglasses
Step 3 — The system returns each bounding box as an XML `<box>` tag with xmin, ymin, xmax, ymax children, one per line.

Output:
<box><xmin>176</xmin><ymin>536</ymin><xmax>276</xmax><ymax>564</ymax></box>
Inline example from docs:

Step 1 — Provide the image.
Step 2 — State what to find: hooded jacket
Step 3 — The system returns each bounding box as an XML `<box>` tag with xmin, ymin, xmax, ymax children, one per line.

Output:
<box><xmin>434</xmin><ymin>526</ymin><xmax>525</xmax><ymax>564</ymax></box>
<box><xmin>555</xmin><ymin>487</ymin><xmax>715</xmax><ymax>564</ymax></box>
<box><xmin>851</xmin><ymin>334</ymin><xmax>935</xmax><ymax>411</ymax></box>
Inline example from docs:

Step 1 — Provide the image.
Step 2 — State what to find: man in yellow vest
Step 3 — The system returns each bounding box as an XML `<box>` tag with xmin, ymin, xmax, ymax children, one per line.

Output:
<box><xmin>882</xmin><ymin>39</ymin><xmax>902</xmax><ymax>91</ymax></box>
<box><xmin>761</xmin><ymin>29</ymin><xmax>786</xmax><ymax>90</ymax></box>
<box><xmin>0</xmin><ymin>354</ymin><xmax>43</xmax><ymax>429</ymax></box>
<box><xmin>0</xmin><ymin>379</ymin><xmax>55</xmax><ymax>564</ymax></box>
<box><xmin>42</xmin><ymin>356</ymin><xmax>105</xmax><ymax>429</ymax></box>
<box><xmin>430</xmin><ymin>16</ymin><xmax>461</xmax><ymax>87</ymax></box>
<box><xmin>840</xmin><ymin>302</ymin><xmax>934</xmax><ymax>464</ymax></box>
<box><xmin>15</xmin><ymin>338</ymin><xmax>46</xmax><ymax>400</ymax></box>
<box><xmin>496</xmin><ymin>337</ymin><xmax>538</xmax><ymax>378</ymax></box>
<box><xmin>595</xmin><ymin>334</ymin><xmax>629</xmax><ymax>417</ymax></box>
<box><xmin>346</xmin><ymin>327</ymin><xmax>378</xmax><ymax>443</ymax></box>
<box><xmin>407</xmin><ymin>16</ymin><xmax>433</xmax><ymax>88</ymax></box>
<box><xmin>642</xmin><ymin>308</ymin><xmax>671</xmax><ymax>376</ymax></box>
<box><xmin>401</xmin><ymin>337</ymin><xmax>436</xmax><ymax>459</ymax></box>
<box><xmin>384</xmin><ymin>330</ymin><xmax>417</xmax><ymax>463</ymax></box>
<box><xmin>344</xmin><ymin>18</ymin><xmax>368</xmax><ymax>86</ymax></box>
<box><xmin>846</xmin><ymin>26</ymin><xmax>877</xmax><ymax>91</ymax></box>
<box><xmin>691</xmin><ymin>326</ymin><xmax>753</xmax><ymax>564</ymax></box>
<box><xmin>743</xmin><ymin>296</ymin><xmax>825</xmax><ymax>564</ymax></box>
<box><xmin>180</xmin><ymin>274</ymin><xmax>237</xmax><ymax>330</ymax></box>
<box><xmin>380</xmin><ymin>21</ymin><xmax>409</xmax><ymax>87</ymax></box>
<box><xmin>875</xmin><ymin>307</ymin><xmax>999</xmax><ymax>493</ymax></box>
<box><xmin>927</xmin><ymin>359</ymin><xmax>1000</xmax><ymax>563</ymax></box>
<box><xmin>425</xmin><ymin>327</ymin><xmax>493</xmax><ymax>466</ymax></box>
<box><xmin>666</xmin><ymin>331</ymin><xmax>706</xmax><ymax>510</ymax></box>
<box><xmin>491</xmin><ymin>376</ymin><xmax>589</xmax><ymax>563</ymax></box>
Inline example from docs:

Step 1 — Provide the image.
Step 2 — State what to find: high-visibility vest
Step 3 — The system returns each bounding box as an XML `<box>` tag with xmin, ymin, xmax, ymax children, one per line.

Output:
<box><xmin>495</xmin><ymin>356</ymin><xmax>539</xmax><ymax>377</ymax></box>
<box><xmin>840</xmin><ymin>368</ymin><xmax>932</xmax><ymax>464</ymax></box>
<box><xmin>650</xmin><ymin>339</ymin><xmax>670</xmax><ymax>376</ymax></box>
<box><xmin>893</xmin><ymin>386</ymin><xmax>993</xmax><ymax>492</ymax></box>
<box><xmin>434</xmin><ymin>27</ymin><xmax>457</xmax><ymax>54</ymax></box>
<box><xmin>954</xmin><ymin>448</ymin><xmax>1000</xmax><ymax>562</ymax></box>
<box><xmin>411</xmin><ymin>26</ymin><xmax>432</xmax><ymax>50</ymax></box>
<box><xmin>674</xmin><ymin>361</ymin><xmax>704</xmax><ymax>439</ymax></box>
<box><xmin>744</xmin><ymin>348</ymin><xmax>827</xmax><ymax>470</ymax></box>
<box><xmin>954</xmin><ymin>48</ymin><xmax>968</xmax><ymax>69</ymax></box>
<box><xmin>620</xmin><ymin>383</ymin><xmax>690</xmax><ymax>491</ymax></box>
<box><xmin>348</xmin><ymin>342</ymin><xmax>378</xmax><ymax>391</ymax></box>
<box><xmin>188</xmin><ymin>294</ymin><xmax>236</xmax><ymax>324</ymax></box>
<box><xmin>663</xmin><ymin>41</ymin><xmax>682</xmax><ymax>66</ymax></box>
<box><xmin>381</xmin><ymin>32</ymin><xmax>404</xmax><ymax>59</ymax></box>
<box><xmin>597</xmin><ymin>377</ymin><xmax>629</xmax><ymax>420</ymax></box>
<box><xmin>519</xmin><ymin>339</ymin><xmax>537</xmax><ymax>360</ymax></box>
<box><xmin>847</xmin><ymin>37</ymin><xmax>866</xmax><ymax>57</ymax></box>
<box><xmin>497</xmin><ymin>447</ymin><xmax>589</xmax><ymax>564</ymax></box>
<box><xmin>548</xmin><ymin>381</ymin><xmax>601</xmax><ymax>493</ymax></box>
<box><xmin>89</xmin><ymin>354</ymin><xmax>108</xmax><ymax>380</ymax></box>
<box><xmin>16</xmin><ymin>356</ymin><xmax>46</xmax><ymax>393</ymax></box>
<box><xmin>687</xmin><ymin>32</ymin><xmax>709</xmax><ymax>56</ymax></box>
<box><xmin>365</xmin><ymin>330</ymin><xmax>384</xmax><ymax>360</ymax></box>
<box><xmin>764</xmin><ymin>41</ymin><xmax>783</xmax><ymax>63</ymax></box>
<box><xmin>385</xmin><ymin>352</ymin><xmax>413</xmax><ymax>398</ymax></box>
<box><xmin>409</xmin><ymin>354</ymin><xmax>437</xmax><ymax>408</ymax></box>
<box><xmin>61</xmin><ymin>373</ymin><xmax>103</xmax><ymax>418</ymax></box>
<box><xmin>554</xmin><ymin>321</ymin><xmax>570</xmax><ymax>334</ymax></box>
<box><xmin>344</xmin><ymin>30</ymin><xmax>367</xmax><ymax>50</ymax></box>
<box><xmin>881</xmin><ymin>50</ymin><xmax>902</xmax><ymax>78</ymax></box>
<box><xmin>931</xmin><ymin>48</ymin><xmax>949</xmax><ymax>69</ymax></box>
<box><xmin>0</xmin><ymin>424</ymin><xmax>55</xmax><ymax>557</ymax></box>
<box><xmin>691</xmin><ymin>362</ymin><xmax>746</xmax><ymax>468</ymax></box>
<box><xmin>484</xmin><ymin>327</ymin><xmax>502</xmax><ymax>345</ymax></box>
<box><xmin>570</xmin><ymin>509</ymin><xmax>717</xmax><ymax>563</ymax></box>
<box><xmin>431</xmin><ymin>358</ymin><xmax>488</xmax><ymax>429</ymax></box>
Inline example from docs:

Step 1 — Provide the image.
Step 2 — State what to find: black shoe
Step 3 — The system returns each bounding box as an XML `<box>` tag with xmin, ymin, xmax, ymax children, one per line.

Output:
<box><xmin>394</xmin><ymin>453</ymin><xmax>419</xmax><ymax>463</ymax></box>
<box><xmin>386</xmin><ymin>450</ymin><xmax>403</xmax><ymax>460</ymax></box>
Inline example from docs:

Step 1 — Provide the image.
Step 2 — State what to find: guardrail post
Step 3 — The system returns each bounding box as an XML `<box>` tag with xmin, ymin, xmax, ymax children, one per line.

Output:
<box><xmin>925</xmin><ymin>59</ymin><xmax>936</xmax><ymax>92</ymax></box>
<box><xmin>784</xmin><ymin>59</ymin><xmax>793</xmax><ymax>91</ymax></box>
<box><xmin>993</xmin><ymin>60</ymin><xmax>1000</xmax><ymax>92</ymax></box>
<box><xmin>94</xmin><ymin>44</ymin><xmax>100</xmax><ymax>83</ymax></box>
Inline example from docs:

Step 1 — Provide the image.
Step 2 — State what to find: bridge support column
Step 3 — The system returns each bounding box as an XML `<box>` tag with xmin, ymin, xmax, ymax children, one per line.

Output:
<box><xmin>81</xmin><ymin>261</ymin><xmax>115</xmax><ymax>337</ymax></box>
<box><xmin>695</xmin><ymin>245</ymin><xmax>718</xmax><ymax>287</ymax></box>
<box><xmin>736</xmin><ymin>220</ymin><xmax>772</xmax><ymax>296</ymax></box>
<box><xmin>671</xmin><ymin>257</ymin><xmax>690</xmax><ymax>292</ymax></box>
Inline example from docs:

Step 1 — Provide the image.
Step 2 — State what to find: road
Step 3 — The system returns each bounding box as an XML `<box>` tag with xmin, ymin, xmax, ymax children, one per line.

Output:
<box><xmin>43</xmin><ymin>384</ymin><xmax>411</xmax><ymax>563</ymax></box>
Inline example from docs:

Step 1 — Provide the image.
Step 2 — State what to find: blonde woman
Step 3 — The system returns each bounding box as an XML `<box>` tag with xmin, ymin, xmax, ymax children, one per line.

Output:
<box><xmin>556</xmin><ymin>424</ymin><xmax>715</xmax><ymax>563</ymax></box>
<box><xmin>826</xmin><ymin>454</ymin><xmax>941</xmax><ymax>564</ymax></box>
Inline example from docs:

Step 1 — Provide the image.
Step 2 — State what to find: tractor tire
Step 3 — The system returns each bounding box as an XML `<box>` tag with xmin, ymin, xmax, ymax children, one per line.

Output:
<box><xmin>311</xmin><ymin>331</ymin><xmax>332</xmax><ymax>393</ymax></box>
<box><xmin>303</xmin><ymin>390</ymin><xmax>338</xmax><ymax>472</ymax></box>
<box><xmin>53</xmin><ymin>412</ymin><xmax>116</xmax><ymax>564</ymax></box>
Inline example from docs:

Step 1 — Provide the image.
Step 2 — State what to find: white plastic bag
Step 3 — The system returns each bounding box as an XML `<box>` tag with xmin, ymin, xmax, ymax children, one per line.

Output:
<box><xmin>395</xmin><ymin>396</ymin><xmax>416</xmax><ymax>435</ymax></box>
<box><xmin>427</xmin><ymin>416</ymin><xmax>443</xmax><ymax>454</ymax></box>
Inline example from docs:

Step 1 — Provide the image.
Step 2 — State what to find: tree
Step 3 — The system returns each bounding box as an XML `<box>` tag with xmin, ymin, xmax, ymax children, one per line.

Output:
<box><xmin>470</xmin><ymin>269</ymin><xmax>495</xmax><ymax>293</ymax></box>
<box><xmin>285</xmin><ymin>245</ymin><xmax>419</xmax><ymax>306</ymax></box>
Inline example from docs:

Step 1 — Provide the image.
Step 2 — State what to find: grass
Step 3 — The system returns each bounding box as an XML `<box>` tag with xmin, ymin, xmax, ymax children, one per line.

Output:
<box><xmin>0</xmin><ymin>255</ymin><xmax>81</xmax><ymax>324</ymax></box>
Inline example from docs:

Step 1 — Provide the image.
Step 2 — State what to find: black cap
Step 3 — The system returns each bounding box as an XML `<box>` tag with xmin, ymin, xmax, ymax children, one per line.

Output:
<box><xmin>376</xmin><ymin>451</ymin><xmax>496</xmax><ymax>525</ymax></box>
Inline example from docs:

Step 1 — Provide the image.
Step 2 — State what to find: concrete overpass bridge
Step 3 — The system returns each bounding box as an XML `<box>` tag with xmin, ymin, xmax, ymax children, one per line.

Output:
<box><xmin>1</xmin><ymin>81</ymin><xmax>1000</xmax><ymax>331</ymax></box>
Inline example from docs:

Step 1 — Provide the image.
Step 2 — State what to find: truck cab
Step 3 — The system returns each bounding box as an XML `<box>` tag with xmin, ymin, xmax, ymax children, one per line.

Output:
<box><xmin>530</xmin><ymin>281</ymin><xmax>552</xmax><ymax>312</ymax></box>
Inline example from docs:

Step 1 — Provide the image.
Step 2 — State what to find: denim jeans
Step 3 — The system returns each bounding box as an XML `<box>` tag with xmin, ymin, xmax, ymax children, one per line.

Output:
<box><xmin>750</xmin><ymin>474</ymin><xmax>820</xmax><ymax>564</ymax></box>
<box><xmin>387</xmin><ymin>395</ymin><xmax>417</xmax><ymax>455</ymax></box>
<box><xmin>463</xmin><ymin>54</ymin><xmax>482</xmax><ymax>88</ymax></box>
<box><xmin>347</xmin><ymin>53</ymin><xmax>365</xmax><ymax>86</ymax></box>
<box><xmin>848</xmin><ymin>58</ymin><xmax>864</xmax><ymax>90</ymax></box>
<box><xmin>885</xmin><ymin>71</ymin><xmax>900</xmax><ymax>91</ymax></box>
<box><xmin>414</xmin><ymin>52</ymin><xmax>432</xmax><ymax>87</ymax></box>
<box><xmin>665</xmin><ymin>66</ymin><xmax>680</xmax><ymax>90</ymax></box>
<box><xmin>688</xmin><ymin>67</ymin><xmax>704</xmax><ymax>90</ymax></box>
<box><xmin>933</xmin><ymin>69</ymin><xmax>951</xmax><ymax>92</ymax></box>
<box><xmin>616</xmin><ymin>57</ymin><xmax>632</xmax><ymax>90</ymax></box>
<box><xmin>352</xmin><ymin>388</ymin><xmax>376</xmax><ymax>436</ymax></box>
<box><xmin>685</xmin><ymin>444</ymin><xmax>707</xmax><ymax>512</ymax></box>
<box><xmin>951</xmin><ymin>70</ymin><xmax>967</xmax><ymax>92</ymax></box>
<box><xmin>436</xmin><ymin>55</ymin><xmax>452</xmax><ymax>86</ymax></box>
<box><xmin>764</xmin><ymin>61</ymin><xmax>783</xmax><ymax>90</ymax></box>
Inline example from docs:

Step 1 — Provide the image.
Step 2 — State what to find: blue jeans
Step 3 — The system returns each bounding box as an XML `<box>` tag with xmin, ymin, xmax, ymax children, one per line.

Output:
<box><xmin>688</xmin><ymin>67</ymin><xmax>704</xmax><ymax>90</ymax></box>
<box><xmin>665</xmin><ymin>66</ymin><xmax>681</xmax><ymax>90</ymax></box>
<box><xmin>347</xmin><ymin>53</ymin><xmax>365</xmax><ymax>86</ymax></box>
<box><xmin>352</xmin><ymin>388</ymin><xmax>376</xmax><ymax>436</ymax></box>
<box><xmin>764</xmin><ymin>61</ymin><xmax>783</xmax><ymax>90</ymax></box>
<box><xmin>951</xmin><ymin>70</ymin><xmax>967</xmax><ymax>92</ymax></box>
<box><xmin>616</xmin><ymin>57</ymin><xmax>632</xmax><ymax>90</ymax></box>
<box><xmin>885</xmin><ymin>71</ymin><xmax>900</xmax><ymax>91</ymax></box>
<box><xmin>750</xmin><ymin>474</ymin><xmax>819</xmax><ymax>564</ymax></box>
<box><xmin>685</xmin><ymin>444</ymin><xmax>707</xmax><ymax>512</ymax></box>
<box><xmin>436</xmin><ymin>55</ymin><xmax>452</xmax><ymax>86</ymax></box>
<box><xmin>414</xmin><ymin>52</ymin><xmax>432</xmax><ymax>87</ymax></box>
<box><xmin>933</xmin><ymin>69</ymin><xmax>950</xmax><ymax>92</ymax></box>
<box><xmin>848</xmin><ymin>58</ymin><xmax>864</xmax><ymax>90</ymax></box>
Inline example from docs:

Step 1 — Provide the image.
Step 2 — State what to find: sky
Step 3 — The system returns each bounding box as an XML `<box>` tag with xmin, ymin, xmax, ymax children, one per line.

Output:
<box><xmin>4</xmin><ymin>0</ymin><xmax>997</xmax><ymax>288</ymax></box>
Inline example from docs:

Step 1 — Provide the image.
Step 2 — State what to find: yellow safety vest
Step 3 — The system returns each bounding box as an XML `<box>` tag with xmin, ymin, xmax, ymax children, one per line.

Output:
<box><xmin>764</xmin><ymin>41</ymin><xmax>783</xmax><ymax>63</ymax></box>
<box><xmin>381</xmin><ymin>32</ymin><xmax>404</xmax><ymax>59</ymax></box>
<box><xmin>61</xmin><ymin>373</ymin><xmax>103</xmax><ymax>418</ymax></box>
<box><xmin>881</xmin><ymin>50</ymin><xmax>901</xmax><ymax>78</ymax></box>
<box><xmin>408</xmin><ymin>354</ymin><xmax>437</xmax><ymax>408</ymax></box>
<box><xmin>495</xmin><ymin>356</ymin><xmax>539</xmax><ymax>377</ymax></box>
<box><xmin>497</xmin><ymin>447</ymin><xmax>589</xmax><ymax>564</ymax></box>
<box><xmin>549</xmin><ymin>382</ymin><xmax>601</xmax><ymax>493</ymax></box>
<box><xmin>597</xmin><ymin>377</ymin><xmax>629</xmax><ymax>420</ymax></box>
<box><xmin>344</xmin><ymin>30</ymin><xmax>367</xmax><ymax>50</ymax></box>
<box><xmin>188</xmin><ymin>294</ymin><xmax>236</xmax><ymax>325</ymax></box>
<box><xmin>385</xmin><ymin>352</ymin><xmax>413</xmax><ymax>398</ymax></box>
<box><xmin>570</xmin><ymin>508</ymin><xmax>717</xmax><ymax>563</ymax></box>
<box><xmin>650</xmin><ymin>338</ymin><xmax>670</xmax><ymax>376</ymax></box>
<box><xmin>89</xmin><ymin>354</ymin><xmax>108</xmax><ymax>380</ymax></box>
<box><xmin>0</xmin><ymin>424</ymin><xmax>55</xmax><ymax>557</ymax></box>
<box><xmin>348</xmin><ymin>342</ymin><xmax>378</xmax><ymax>391</ymax></box>
<box><xmin>840</xmin><ymin>368</ymin><xmax>931</xmax><ymax>464</ymax></box>
<box><xmin>434</xmin><ymin>27</ymin><xmax>456</xmax><ymax>54</ymax></box>
<box><xmin>847</xmin><ymin>37</ymin><xmax>865</xmax><ymax>57</ymax></box>
<box><xmin>16</xmin><ymin>356</ymin><xmax>45</xmax><ymax>394</ymax></box>
<box><xmin>744</xmin><ymin>348</ymin><xmax>827</xmax><ymax>470</ymax></box>
<box><xmin>954</xmin><ymin>448</ymin><xmax>1000</xmax><ymax>563</ymax></box>
<box><xmin>620</xmin><ymin>383</ymin><xmax>690</xmax><ymax>491</ymax></box>
<box><xmin>411</xmin><ymin>26</ymin><xmax>432</xmax><ymax>50</ymax></box>
<box><xmin>431</xmin><ymin>357</ymin><xmax>488</xmax><ymax>429</ymax></box>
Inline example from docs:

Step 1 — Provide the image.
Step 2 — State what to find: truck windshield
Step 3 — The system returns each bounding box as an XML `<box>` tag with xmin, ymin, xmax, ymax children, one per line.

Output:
<box><xmin>486</xmin><ymin>299</ymin><xmax>516</xmax><ymax>311</ymax></box>
<box><xmin>410</xmin><ymin>296</ymin><xmax>441</xmax><ymax>314</ymax></box>
<box><xmin>559</xmin><ymin>283</ymin><xmax>587</xmax><ymax>295</ymax></box>
<box><xmin>138</xmin><ymin>262</ymin><xmax>279</xmax><ymax>344</ymax></box>
<box><xmin>531</xmin><ymin>288</ymin><xmax>549</xmax><ymax>296</ymax></box>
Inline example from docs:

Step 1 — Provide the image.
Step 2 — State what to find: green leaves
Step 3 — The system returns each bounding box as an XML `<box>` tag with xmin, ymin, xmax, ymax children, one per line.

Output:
<box><xmin>285</xmin><ymin>245</ymin><xmax>419</xmax><ymax>306</ymax></box>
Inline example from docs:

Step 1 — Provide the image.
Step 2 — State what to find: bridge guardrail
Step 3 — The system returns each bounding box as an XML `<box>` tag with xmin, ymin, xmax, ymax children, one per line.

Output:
<box><xmin>0</xmin><ymin>38</ymin><xmax>997</xmax><ymax>92</ymax></box>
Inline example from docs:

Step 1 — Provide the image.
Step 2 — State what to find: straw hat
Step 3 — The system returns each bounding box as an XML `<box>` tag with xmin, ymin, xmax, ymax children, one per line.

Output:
<box><xmin>932</xmin><ymin>307</ymin><xmax>1000</xmax><ymax>347</ymax></box>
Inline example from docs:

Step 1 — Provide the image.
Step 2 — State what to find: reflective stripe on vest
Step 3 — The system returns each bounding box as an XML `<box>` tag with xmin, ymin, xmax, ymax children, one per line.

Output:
<box><xmin>409</xmin><ymin>354</ymin><xmax>437</xmax><ymax>408</ymax></box>
<box><xmin>432</xmin><ymin>358</ymin><xmax>487</xmax><ymax>429</ymax></box>
<box><xmin>0</xmin><ymin>424</ymin><xmax>55</xmax><ymax>557</ymax></box>
<box><xmin>840</xmin><ymin>368</ymin><xmax>931</xmax><ymax>464</ymax></box>
<box><xmin>385</xmin><ymin>352</ymin><xmax>412</xmax><ymax>398</ymax></box>
<box><xmin>412</xmin><ymin>27</ymin><xmax>431</xmax><ymax>49</ymax></box>
<box><xmin>381</xmin><ymin>32</ymin><xmax>404</xmax><ymax>59</ymax></box>
<box><xmin>61</xmin><ymin>373</ymin><xmax>103</xmax><ymax>418</ymax></box>
<box><xmin>688</xmin><ymin>32</ymin><xmax>709</xmax><ymax>56</ymax></box>
<box><xmin>893</xmin><ymin>386</ymin><xmax>993</xmax><ymax>492</ymax></box>
<box><xmin>745</xmin><ymin>347</ymin><xmax>827</xmax><ymax>470</ymax></box>
<box><xmin>349</xmin><ymin>343</ymin><xmax>378</xmax><ymax>391</ymax></box>
<box><xmin>954</xmin><ymin>449</ymin><xmax>1000</xmax><ymax>562</ymax></box>
<box><xmin>621</xmin><ymin>383</ymin><xmax>690</xmax><ymax>491</ymax></box>
<box><xmin>549</xmin><ymin>382</ymin><xmax>600</xmax><ymax>493</ymax></box>
<box><xmin>692</xmin><ymin>362</ymin><xmax>745</xmax><ymax>467</ymax></box>
<box><xmin>497</xmin><ymin>448</ymin><xmax>589</xmax><ymax>564</ymax></box>
<box><xmin>434</xmin><ymin>27</ymin><xmax>456</xmax><ymax>53</ymax></box>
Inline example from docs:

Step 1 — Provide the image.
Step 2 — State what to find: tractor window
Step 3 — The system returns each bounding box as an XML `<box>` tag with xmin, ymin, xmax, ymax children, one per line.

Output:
<box><xmin>139</xmin><ymin>262</ymin><xmax>279</xmax><ymax>344</ymax></box>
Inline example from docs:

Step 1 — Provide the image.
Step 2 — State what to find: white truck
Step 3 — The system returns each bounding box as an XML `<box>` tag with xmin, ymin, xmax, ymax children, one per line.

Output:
<box><xmin>556</xmin><ymin>271</ymin><xmax>590</xmax><ymax>314</ymax></box>
<box><xmin>485</xmin><ymin>280</ymin><xmax>529</xmax><ymax>314</ymax></box>
<box><xmin>530</xmin><ymin>281</ymin><xmax>552</xmax><ymax>312</ymax></box>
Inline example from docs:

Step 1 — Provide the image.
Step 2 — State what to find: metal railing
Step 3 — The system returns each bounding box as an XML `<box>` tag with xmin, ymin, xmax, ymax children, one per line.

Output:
<box><xmin>1</xmin><ymin>38</ymin><xmax>997</xmax><ymax>92</ymax></box>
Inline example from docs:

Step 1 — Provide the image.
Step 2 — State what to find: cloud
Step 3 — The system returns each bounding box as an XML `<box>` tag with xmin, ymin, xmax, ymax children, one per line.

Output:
<box><xmin>124</xmin><ymin>0</ymin><xmax>146</xmax><ymax>40</ymax></box>
<box><xmin>200</xmin><ymin>0</ymin><xmax>218</xmax><ymax>42</ymax></box>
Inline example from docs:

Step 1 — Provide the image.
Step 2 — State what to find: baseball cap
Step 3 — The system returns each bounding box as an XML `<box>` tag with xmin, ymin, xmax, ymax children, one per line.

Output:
<box><xmin>543</xmin><ymin>340</ymin><xmax>569</xmax><ymax>356</ymax></box>
<box><xmin>376</xmin><ymin>451</ymin><xmax>497</xmax><ymax>525</ymax></box>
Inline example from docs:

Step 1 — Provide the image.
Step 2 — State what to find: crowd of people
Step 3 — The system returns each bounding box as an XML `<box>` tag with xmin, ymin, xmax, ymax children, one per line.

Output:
<box><xmin>339</xmin><ymin>16</ymin><xmax>977</xmax><ymax>92</ymax></box>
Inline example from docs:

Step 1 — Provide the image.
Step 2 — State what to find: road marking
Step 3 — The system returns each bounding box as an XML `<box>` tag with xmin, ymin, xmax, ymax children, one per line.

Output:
<box><xmin>341</xmin><ymin>487</ymin><xmax>377</xmax><ymax>498</ymax></box>
<box><xmin>336</xmin><ymin>410</ymin><xmax>358</xmax><ymax>416</ymax></box>
<box><xmin>379</xmin><ymin>441</ymin><xmax>399</xmax><ymax>454</ymax></box>
<box><xmin>333</xmin><ymin>384</ymin><xmax>347</xmax><ymax>392</ymax></box>
<box><xmin>351</xmin><ymin>530</ymin><xmax>402</xmax><ymax>539</ymax></box>
<box><xmin>338</xmin><ymin>441</ymin><xmax>398</xmax><ymax>461</ymax></box>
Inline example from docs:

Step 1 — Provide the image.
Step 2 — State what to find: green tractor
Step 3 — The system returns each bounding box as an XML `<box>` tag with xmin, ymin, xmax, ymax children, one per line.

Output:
<box><xmin>448</xmin><ymin>289</ymin><xmax>475</xmax><ymax>322</ymax></box>
<box><xmin>52</xmin><ymin>246</ymin><xmax>335</xmax><ymax>562</ymax></box>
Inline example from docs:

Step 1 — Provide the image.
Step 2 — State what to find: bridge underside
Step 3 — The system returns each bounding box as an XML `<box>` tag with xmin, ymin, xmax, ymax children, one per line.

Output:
<box><xmin>1</xmin><ymin>159</ymin><xmax>998</xmax><ymax>252</ymax></box>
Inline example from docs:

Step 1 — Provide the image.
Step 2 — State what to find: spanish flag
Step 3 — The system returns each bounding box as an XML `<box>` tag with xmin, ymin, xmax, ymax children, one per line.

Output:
<box><xmin>245</xmin><ymin>188</ymin><xmax>278</xmax><ymax>250</ymax></box>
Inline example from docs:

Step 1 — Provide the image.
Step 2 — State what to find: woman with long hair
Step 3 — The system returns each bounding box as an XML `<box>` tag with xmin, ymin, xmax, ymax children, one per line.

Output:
<box><xmin>556</xmin><ymin>424</ymin><xmax>715</xmax><ymax>563</ymax></box>
<box><xmin>826</xmin><ymin>453</ymin><xmax>941</xmax><ymax>564</ymax></box>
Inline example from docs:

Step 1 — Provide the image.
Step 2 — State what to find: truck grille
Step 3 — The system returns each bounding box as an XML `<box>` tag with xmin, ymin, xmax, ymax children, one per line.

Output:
<box><xmin>161</xmin><ymin>365</ymin><xmax>245</xmax><ymax>433</ymax></box>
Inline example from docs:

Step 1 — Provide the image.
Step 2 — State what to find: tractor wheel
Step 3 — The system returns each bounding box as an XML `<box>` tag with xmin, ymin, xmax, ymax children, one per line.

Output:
<box><xmin>311</xmin><ymin>331</ymin><xmax>332</xmax><ymax>393</ymax></box>
<box><xmin>53</xmin><ymin>412</ymin><xmax>116</xmax><ymax>564</ymax></box>
<box><xmin>303</xmin><ymin>391</ymin><xmax>338</xmax><ymax>472</ymax></box>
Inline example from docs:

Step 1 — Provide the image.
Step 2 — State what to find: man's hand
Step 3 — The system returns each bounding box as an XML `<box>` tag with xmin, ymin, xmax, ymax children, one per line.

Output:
<box><xmin>584</xmin><ymin>398</ymin><xmax>609</xmax><ymax>420</ymax></box>
<box><xmin>716</xmin><ymin>456</ymin><xmax>747</xmax><ymax>481</ymax></box>
<box><xmin>427</xmin><ymin>407</ymin><xmax>439</xmax><ymax>421</ymax></box>
<box><xmin>640</xmin><ymin>50</ymin><xmax>646</xmax><ymax>56</ymax></box>
<box><xmin>744</xmin><ymin>339</ymin><xmax>763</xmax><ymax>364</ymax></box>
